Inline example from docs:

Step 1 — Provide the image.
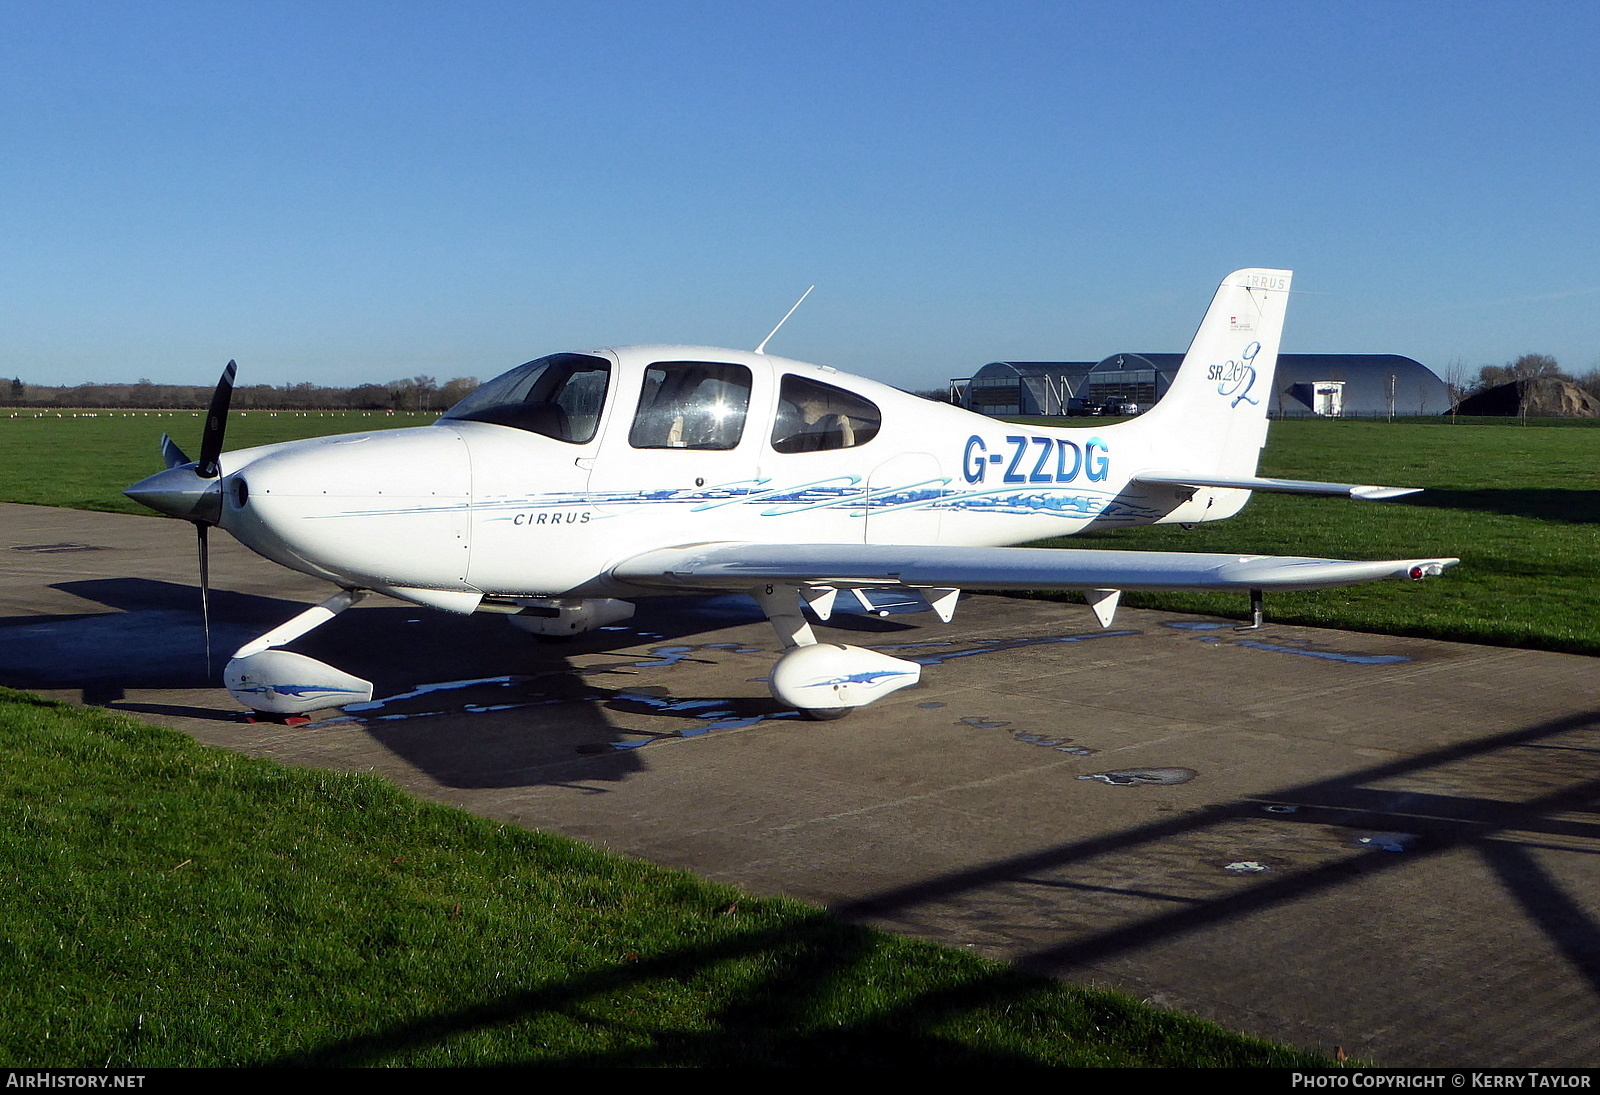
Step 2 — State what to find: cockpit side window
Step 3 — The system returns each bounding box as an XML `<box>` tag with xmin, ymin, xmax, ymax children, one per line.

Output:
<box><xmin>440</xmin><ymin>354</ymin><xmax>611</xmax><ymax>443</ymax></box>
<box><xmin>770</xmin><ymin>374</ymin><xmax>881</xmax><ymax>454</ymax></box>
<box><xmin>629</xmin><ymin>361</ymin><xmax>752</xmax><ymax>450</ymax></box>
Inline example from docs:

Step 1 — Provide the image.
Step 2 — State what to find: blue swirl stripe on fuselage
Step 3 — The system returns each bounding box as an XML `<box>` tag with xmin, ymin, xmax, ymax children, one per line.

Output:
<box><xmin>321</xmin><ymin>477</ymin><xmax>1165</xmax><ymax>525</ymax></box>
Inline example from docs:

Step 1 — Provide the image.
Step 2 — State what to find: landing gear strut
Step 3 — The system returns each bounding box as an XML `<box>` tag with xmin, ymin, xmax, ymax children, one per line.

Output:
<box><xmin>1235</xmin><ymin>588</ymin><xmax>1266</xmax><ymax>631</ymax></box>
<box><xmin>223</xmin><ymin>589</ymin><xmax>373</xmax><ymax>716</ymax></box>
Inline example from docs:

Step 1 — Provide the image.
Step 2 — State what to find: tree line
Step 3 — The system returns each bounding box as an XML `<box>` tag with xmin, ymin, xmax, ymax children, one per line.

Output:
<box><xmin>3</xmin><ymin>374</ymin><xmax>481</xmax><ymax>411</ymax></box>
<box><xmin>9</xmin><ymin>361</ymin><xmax>1582</xmax><ymax>413</ymax></box>
<box><xmin>1459</xmin><ymin>353</ymin><xmax>1600</xmax><ymax>399</ymax></box>
<box><xmin>8</xmin><ymin>373</ymin><xmax>960</xmax><ymax>411</ymax></box>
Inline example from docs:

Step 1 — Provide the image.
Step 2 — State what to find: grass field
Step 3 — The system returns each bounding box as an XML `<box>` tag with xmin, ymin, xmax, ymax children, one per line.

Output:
<box><xmin>0</xmin><ymin>408</ymin><xmax>437</xmax><ymax>514</ymax></box>
<box><xmin>4</xmin><ymin>407</ymin><xmax>1597</xmax><ymax>654</ymax></box>
<box><xmin>1011</xmin><ymin>415</ymin><xmax>1600</xmax><ymax>656</ymax></box>
<box><xmin>0</xmin><ymin>687</ymin><xmax>1323</xmax><ymax>1068</ymax></box>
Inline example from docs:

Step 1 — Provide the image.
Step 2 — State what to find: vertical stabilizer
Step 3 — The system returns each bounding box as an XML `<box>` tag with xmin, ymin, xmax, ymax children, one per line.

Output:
<box><xmin>1139</xmin><ymin>268</ymin><xmax>1292</xmax><ymax>478</ymax></box>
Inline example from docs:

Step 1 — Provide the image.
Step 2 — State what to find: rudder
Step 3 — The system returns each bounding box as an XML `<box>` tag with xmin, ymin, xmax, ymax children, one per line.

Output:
<box><xmin>1139</xmin><ymin>268</ymin><xmax>1293</xmax><ymax>478</ymax></box>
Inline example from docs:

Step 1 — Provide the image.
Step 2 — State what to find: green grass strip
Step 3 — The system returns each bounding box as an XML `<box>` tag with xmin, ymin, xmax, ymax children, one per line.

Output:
<box><xmin>0</xmin><ymin>688</ymin><xmax>1323</xmax><ymax>1067</ymax></box>
<box><xmin>3</xmin><ymin>411</ymin><xmax>1598</xmax><ymax>654</ymax></box>
<box><xmin>0</xmin><ymin>410</ymin><xmax>437</xmax><ymax>515</ymax></box>
<box><xmin>1004</xmin><ymin>417</ymin><xmax>1600</xmax><ymax>657</ymax></box>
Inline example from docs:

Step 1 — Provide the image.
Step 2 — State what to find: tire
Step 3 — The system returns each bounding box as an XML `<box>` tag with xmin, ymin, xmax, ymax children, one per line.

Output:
<box><xmin>799</xmin><ymin>706</ymin><xmax>851</xmax><ymax>721</ymax></box>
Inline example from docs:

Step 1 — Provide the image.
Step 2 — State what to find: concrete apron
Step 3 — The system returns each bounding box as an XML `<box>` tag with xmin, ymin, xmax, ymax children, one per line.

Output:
<box><xmin>3</xmin><ymin>501</ymin><xmax>1598</xmax><ymax>1067</ymax></box>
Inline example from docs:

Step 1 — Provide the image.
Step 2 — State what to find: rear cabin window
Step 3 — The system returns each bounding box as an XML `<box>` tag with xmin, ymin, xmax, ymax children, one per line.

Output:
<box><xmin>770</xmin><ymin>375</ymin><xmax>881</xmax><ymax>453</ymax></box>
<box><xmin>629</xmin><ymin>361</ymin><xmax>752</xmax><ymax>450</ymax></box>
<box><xmin>440</xmin><ymin>353</ymin><xmax>610</xmax><ymax>444</ymax></box>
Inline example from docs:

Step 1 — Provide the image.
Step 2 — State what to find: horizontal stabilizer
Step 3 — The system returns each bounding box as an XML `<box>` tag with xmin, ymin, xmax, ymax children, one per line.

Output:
<box><xmin>614</xmin><ymin>543</ymin><xmax>1457</xmax><ymax>594</ymax></box>
<box><xmin>1134</xmin><ymin>471</ymin><xmax>1421</xmax><ymax>501</ymax></box>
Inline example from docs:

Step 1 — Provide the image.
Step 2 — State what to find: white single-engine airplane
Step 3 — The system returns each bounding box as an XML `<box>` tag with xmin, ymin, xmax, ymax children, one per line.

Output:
<box><xmin>126</xmin><ymin>269</ymin><xmax>1455</xmax><ymax>719</ymax></box>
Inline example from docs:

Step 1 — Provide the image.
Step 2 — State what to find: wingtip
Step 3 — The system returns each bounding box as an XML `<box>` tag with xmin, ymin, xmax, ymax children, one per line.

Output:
<box><xmin>1352</xmin><ymin>485</ymin><xmax>1425</xmax><ymax>501</ymax></box>
<box><xmin>1406</xmin><ymin>558</ymin><xmax>1459</xmax><ymax>579</ymax></box>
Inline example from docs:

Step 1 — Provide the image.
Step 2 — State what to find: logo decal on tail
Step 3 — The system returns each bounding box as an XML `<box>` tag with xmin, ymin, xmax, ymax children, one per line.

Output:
<box><xmin>1208</xmin><ymin>341</ymin><xmax>1261</xmax><ymax>407</ymax></box>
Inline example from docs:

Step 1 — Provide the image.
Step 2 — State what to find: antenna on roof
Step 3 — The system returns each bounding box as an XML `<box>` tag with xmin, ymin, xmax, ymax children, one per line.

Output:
<box><xmin>754</xmin><ymin>285</ymin><xmax>814</xmax><ymax>355</ymax></box>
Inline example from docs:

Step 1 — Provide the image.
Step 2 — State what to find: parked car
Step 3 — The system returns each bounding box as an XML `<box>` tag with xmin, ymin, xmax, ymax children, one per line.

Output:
<box><xmin>1100</xmin><ymin>399</ymin><xmax>1141</xmax><ymax>416</ymax></box>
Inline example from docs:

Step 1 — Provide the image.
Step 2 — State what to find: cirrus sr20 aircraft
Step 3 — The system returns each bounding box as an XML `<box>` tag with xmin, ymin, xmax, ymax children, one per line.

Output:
<box><xmin>126</xmin><ymin>269</ymin><xmax>1456</xmax><ymax>720</ymax></box>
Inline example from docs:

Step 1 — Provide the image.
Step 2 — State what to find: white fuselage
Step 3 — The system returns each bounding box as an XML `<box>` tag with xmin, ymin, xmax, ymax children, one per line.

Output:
<box><xmin>213</xmin><ymin>345</ymin><xmax>1248</xmax><ymax>606</ymax></box>
<box><xmin>126</xmin><ymin>269</ymin><xmax>1464</xmax><ymax>719</ymax></box>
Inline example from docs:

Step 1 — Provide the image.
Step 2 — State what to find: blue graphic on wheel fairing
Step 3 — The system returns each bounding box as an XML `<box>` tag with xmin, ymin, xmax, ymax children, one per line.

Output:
<box><xmin>229</xmin><ymin>682</ymin><xmax>368</xmax><ymax>700</ymax></box>
<box><xmin>803</xmin><ymin>669</ymin><xmax>917</xmax><ymax>689</ymax></box>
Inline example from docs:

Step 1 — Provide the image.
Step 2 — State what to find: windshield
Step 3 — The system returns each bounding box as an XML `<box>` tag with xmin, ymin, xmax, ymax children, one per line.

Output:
<box><xmin>441</xmin><ymin>354</ymin><xmax>611</xmax><ymax>443</ymax></box>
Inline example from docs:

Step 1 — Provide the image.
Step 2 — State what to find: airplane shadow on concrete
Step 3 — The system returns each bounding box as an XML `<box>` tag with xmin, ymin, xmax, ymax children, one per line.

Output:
<box><xmin>1396</xmin><ymin>488</ymin><xmax>1600</xmax><ymax>525</ymax></box>
<box><xmin>312</xmin><ymin>593</ymin><xmax>918</xmax><ymax>791</ymax></box>
<box><xmin>0</xmin><ymin>578</ymin><xmax>918</xmax><ymax>791</ymax></box>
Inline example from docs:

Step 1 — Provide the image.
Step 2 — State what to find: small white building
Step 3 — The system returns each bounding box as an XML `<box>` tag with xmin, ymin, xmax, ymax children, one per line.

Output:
<box><xmin>1308</xmin><ymin>381</ymin><xmax>1345</xmax><ymax>417</ymax></box>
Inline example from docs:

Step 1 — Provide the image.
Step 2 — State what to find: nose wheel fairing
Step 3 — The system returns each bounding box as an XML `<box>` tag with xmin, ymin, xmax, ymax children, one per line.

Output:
<box><xmin>224</xmin><ymin>649</ymin><xmax>374</xmax><ymax>715</ymax></box>
<box><xmin>221</xmin><ymin>590</ymin><xmax>373</xmax><ymax>717</ymax></box>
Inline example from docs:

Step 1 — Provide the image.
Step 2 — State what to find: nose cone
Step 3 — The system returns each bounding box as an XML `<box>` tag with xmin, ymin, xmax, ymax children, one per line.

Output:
<box><xmin>125</xmin><ymin>465</ymin><xmax>222</xmax><ymax>524</ymax></box>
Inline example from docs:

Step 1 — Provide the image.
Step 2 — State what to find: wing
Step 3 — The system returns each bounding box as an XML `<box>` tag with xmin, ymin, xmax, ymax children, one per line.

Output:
<box><xmin>1132</xmin><ymin>470</ymin><xmax>1420</xmax><ymax>501</ymax></box>
<box><xmin>613</xmin><ymin>542</ymin><xmax>1456</xmax><ymax>594</ymax></box>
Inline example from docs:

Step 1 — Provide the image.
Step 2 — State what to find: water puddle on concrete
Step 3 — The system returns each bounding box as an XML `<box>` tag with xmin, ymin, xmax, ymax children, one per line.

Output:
<box><xmin>310</xmin><ymin>641</ymin><xmax>801</xmax><ymax>749</ymax></box>
<box><xmin>344</xmin><ymin>676</ymin><xmax>521</xmax><ymax>711</ymax></box>
<box><xmin>11</xmin><ymin>542</ymin><xmax>110</xmax><ymax>554</ymax></box>
<box><xmin>628</xmin><ymin>645</ymin><xmax>699</xmax><ymax>668</ymax></box>
<box><xmin>956</xmin><ymin>715</ymin><xmax>1098</xmax><ymax>756</ymax></box>
<box><xmin>1355</xmin><ymin>832</ymin><xmax>1417</xmax><ymax>852</ymax></box>
<box><xmin>1232</xmin><ymin>641</ymin><xmax>1409</xmax><ymax>666</ymax></box>
<box><xmin>1162</xmin><ymin>621</ymin><xmax>1411</xmax><ymax>665</ymax></box>
<box><xmin>306</xmin><ymin>621</ymin><xmax>1230</xmax><ymax>757</ymax></box>
<box><xmin>879</xmin><ymin>631</ymin><xmax>1146</xmax><ymax>758</ymax></box>
<box><xmin>610</xmin><ymin>688</ymin><xmax>799</xmax><ymax>736</ymax></box>
<box><xmin>880</xmin><ymin>629</ymin><xmax>1140</xmax><ymax>666</ymax></box>
<box><xmin>1077</xmin><ymin>767</ymin><xmax>1198</xmax><ymax>786</ymax></box>
<box><xmin>1224</xmin><ymin>860</ymin><xmax>1270</xmax><ymax>873</ymax></box>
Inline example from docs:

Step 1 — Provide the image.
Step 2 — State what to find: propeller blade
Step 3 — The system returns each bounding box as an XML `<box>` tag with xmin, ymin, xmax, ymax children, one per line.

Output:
<box><xmin>196</xmin><ymin>360</ymin><xmax>237</xmax><ymax>480</ymax></box>
<box><xmin>198</xmin><ymin>522</ymin><xmax>212</xmax><ymax>678</ymax></box>
<box><xmin>160</xmin><ymin>433</ymin><xmax>192</xmax><ymax>470</ymax></box>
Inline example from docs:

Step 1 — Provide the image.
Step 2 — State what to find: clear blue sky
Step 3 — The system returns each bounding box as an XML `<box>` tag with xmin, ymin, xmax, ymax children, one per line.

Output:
<box><xmin>2</xmin><ymin>0</ymin><xmax>1596</xmax><ymax>390</ymax></box>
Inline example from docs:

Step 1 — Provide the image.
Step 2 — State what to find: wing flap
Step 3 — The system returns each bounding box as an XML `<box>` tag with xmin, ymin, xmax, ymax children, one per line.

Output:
<box><xmin>1133</xmin><ymin>470</ymin><xmax>1421</xmax><ymax>501</ymax></box>
<box><xmin>613</xmin><ymin>542</ymin><xmax>1457</xmax><ymax>593</ymax></box>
